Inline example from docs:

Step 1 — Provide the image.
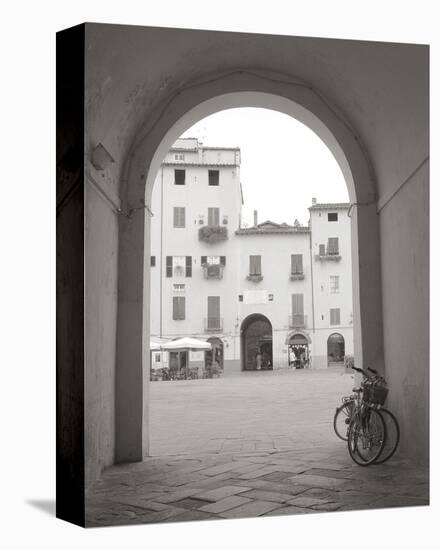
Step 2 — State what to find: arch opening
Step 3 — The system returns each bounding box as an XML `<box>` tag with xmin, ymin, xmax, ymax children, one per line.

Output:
<box><xmin>240</xmin><ymin>314</ymin><xmax>273</xmax><ymax>371</ymax></box>
<box><xmin>114</xmin><ymin>70</ymin><xmax>383</xmax><ymax>462</ymax></box>
<box><xmin>327</xmin><ymin>333</ymin><xmax>345</xmax><ymax>365</ymax></box>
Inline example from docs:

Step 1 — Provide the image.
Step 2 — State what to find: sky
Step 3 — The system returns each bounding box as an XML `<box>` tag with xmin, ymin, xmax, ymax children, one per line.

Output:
<box><xmin>181</xmin><ymin>108</ymin><xmax>349</xmax><ymax>227</ymax></box>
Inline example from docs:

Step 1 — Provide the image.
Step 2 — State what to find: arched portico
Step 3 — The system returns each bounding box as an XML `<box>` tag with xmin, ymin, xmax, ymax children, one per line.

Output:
<box><xmin>240</xmin><ymin>314</ymin><xmax>273</xmax><ymax>371</ymax></box>
<box><xmin>115</xmin><ymin>70</ymin><xmax>383</xmax><ymax>463</ymax></box>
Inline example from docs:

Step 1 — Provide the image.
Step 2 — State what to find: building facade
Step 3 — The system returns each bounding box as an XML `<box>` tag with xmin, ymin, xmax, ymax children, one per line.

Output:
<box><xmin>149</xmin><ymin>138</ymin><xmax>353</xmax><ymax>375</ymax></box>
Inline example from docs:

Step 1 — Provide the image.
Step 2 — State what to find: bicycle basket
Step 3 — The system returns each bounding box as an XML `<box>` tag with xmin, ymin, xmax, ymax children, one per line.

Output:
<box><xmin>363</xmin><ymin>383</ymin><xmax>388</xmax><ymax>405</ymax></box>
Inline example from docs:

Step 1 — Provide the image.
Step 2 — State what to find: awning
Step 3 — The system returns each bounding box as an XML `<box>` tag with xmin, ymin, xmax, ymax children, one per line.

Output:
<box><xmin>162</xmin><ymin>337</ymin><xmax>212</xmax><ymax>351</ymax></box>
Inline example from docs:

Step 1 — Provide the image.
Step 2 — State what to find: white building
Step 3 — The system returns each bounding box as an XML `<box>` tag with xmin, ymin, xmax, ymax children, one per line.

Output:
<box><xmin>149</xmin><ymin>138</ymin><xmax>353</xmax><ymax>375</ymax></box>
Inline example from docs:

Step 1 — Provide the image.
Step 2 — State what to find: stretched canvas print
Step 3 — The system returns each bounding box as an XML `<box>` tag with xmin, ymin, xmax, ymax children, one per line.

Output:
<box><xmin>56</xmin><ymin>23</ymin><xmax>429</xmax><ymax>527</ymax></box>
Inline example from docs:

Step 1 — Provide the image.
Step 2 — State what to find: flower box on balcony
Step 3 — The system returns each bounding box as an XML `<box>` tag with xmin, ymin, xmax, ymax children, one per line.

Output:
<box><xmin>314</xmin><ymin>254</ymin><xmax>341</xmax><ymax>262</ymax></box>
<box><xmin>246</xmin><ymin>274</ymin><xmax>263</xmax><ymax>282</ymax></box>
<box><xmin>198</xmin><ymin>225</ymin><xmax>228</xmax><ymax>243</ymax></box>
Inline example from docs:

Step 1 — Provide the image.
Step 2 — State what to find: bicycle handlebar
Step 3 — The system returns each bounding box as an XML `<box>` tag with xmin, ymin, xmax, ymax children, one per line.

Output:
<box><xmin>368</xmin><ymin>366</ymin><xmax>378</xmax><ymax>374</ymax></box>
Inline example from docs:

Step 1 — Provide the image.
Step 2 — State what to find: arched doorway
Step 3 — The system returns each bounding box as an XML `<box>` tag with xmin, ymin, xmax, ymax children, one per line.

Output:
<box><xmin>327</xmin><ymin>333</ymin><xmax>345</xmax><ymax>365</ymax></box>
<box><xmin>288</xmin><ymin>333</ymin><xmax>310</xmax><ymax>369</ymax></box>
<box><xmin>205</xmin><ymin>337</ymin><xmax>224</xmax><ymax>376</ymax></box>
<box><xmin>241</xmin><ymin>314</ymin><xmax>273</xmax><ymax>371</ymax></box>
<box><xmin>114</xmin><ymin>73</ymin><xmax>383</xmax><ymax>462</ymax></box>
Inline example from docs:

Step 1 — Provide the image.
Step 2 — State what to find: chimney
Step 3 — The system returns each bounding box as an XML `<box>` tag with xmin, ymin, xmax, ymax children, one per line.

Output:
<box><xmin>312</xmin><ymin>197</ymin><xmax>317</xmax><ymax>205</ymax></box>
<box><xmin>253</xmin><ymin>210</ymin><xmax>258</xmax><ymax>227</ymax></box>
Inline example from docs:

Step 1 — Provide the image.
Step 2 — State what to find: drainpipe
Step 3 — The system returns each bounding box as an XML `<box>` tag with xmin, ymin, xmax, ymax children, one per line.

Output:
<box><xmin>159</xmin><ymin>166</ymin><xmax>164</xmax><ymax>338</ymax></box>
<box><xmin>309</xmin><ymin>215</ymin><xmax>316</xmax><ymax>341</ymax></box>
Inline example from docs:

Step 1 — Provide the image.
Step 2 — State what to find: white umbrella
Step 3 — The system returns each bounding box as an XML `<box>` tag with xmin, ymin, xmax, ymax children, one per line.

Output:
<box><xmin>150</xmin><ymin>340</ymin><xmax>162</xmax><ymax>351</ymax></box>
<box><xmin>162</xmin><ymin>337</ymin><xmax>212</xmax><ymax>351</ymax></box>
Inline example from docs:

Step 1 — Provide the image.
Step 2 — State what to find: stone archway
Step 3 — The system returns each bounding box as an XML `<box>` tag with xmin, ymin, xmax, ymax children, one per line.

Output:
<box><xmin>327</xmin><ymin>333</ymin><xmax>345</xmax><ymax>365</ymax></box>
<box><xmin>241</xmin><ymin>314</ymin><xmax>273</xmax><ymax>371</ymax></box>
<box><xmin>115</xmin><ymin>71</ymin><xmax>383</xmax><ymax>463</ymax></box>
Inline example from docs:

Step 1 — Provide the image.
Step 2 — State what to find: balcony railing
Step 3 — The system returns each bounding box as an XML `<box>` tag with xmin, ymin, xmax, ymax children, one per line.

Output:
<box><xmin>315</xmin><ymin>251</ymin><xmax>341</xmax><ymax>262</ymax></box>
<box><xmin>202</xmin><ymin>263</ymin><xmax>224</xmax><ymax>279</ymax></box>
<box><xmin>246</xmin><ymin>274</ymin><xmax>263</xmax><ymax>282</ymax></box>
<box><xmin>290</xmin><ymin>272</ymin><xmax>305</xmax><ymax>281</ymax></box>
<box><xmin>204</xmin><ymin>317</ymin><xmax>223</xmax><ymax>332</ymax></box>
<box><xmin>289</xmin><ymin>314</ymin><xmax>307</xmax><ymax>328</ymax></box>
<box><xmin>198</xmin><ymin>225</ymin><xmax>228</xmax><ymax>243</ymax></box>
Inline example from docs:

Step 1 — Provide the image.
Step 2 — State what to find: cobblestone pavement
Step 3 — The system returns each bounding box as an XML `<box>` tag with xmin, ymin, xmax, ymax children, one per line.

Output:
<box><xmin>86</xmin><ymin>369</ymin><xmax>429</xmax><ymax>526</ymax></box>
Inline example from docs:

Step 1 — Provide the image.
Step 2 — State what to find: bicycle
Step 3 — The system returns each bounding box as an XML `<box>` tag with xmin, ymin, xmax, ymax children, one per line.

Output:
<box><xmin>333</xmin><ymin>365</ymin><xmax>400</xmax><ymax>466</ymax></box>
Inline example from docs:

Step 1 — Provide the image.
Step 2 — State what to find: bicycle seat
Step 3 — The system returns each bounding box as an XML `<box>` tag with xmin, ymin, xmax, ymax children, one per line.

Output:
<box><xmin>352</xmin><ymin>387</ymin><xmax>362</xmax><ymax>393</ymax></box>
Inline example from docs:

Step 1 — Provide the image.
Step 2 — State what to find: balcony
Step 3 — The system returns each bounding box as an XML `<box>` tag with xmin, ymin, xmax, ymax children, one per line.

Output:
<box><xmin>315</xmin><ymin>251</ymin><xmax>341</xmax><ymax>262</ymax></box>
<box><xmin>198</xmin><ymin>225</ymin><xmax>228</xmax><ymax>243</ymax></box>
<box><xmin>202</xmin><ymin>263</ymin><xmax>224</xmax><ymax>279</ymax></box>
<box><xmin>204</xmin><ymin>317</ymin><xmax>223</xmax><ymax>333</ymax></box>
<box><xmin>246</xmin><ymin>274</ymin><xmax>263</xmax><ymax>283</ymax></box>
<box><xmin>289</xmin><ymin>314</ymin><xmax>307</xmax><ymax>328</ymax></box>
<box><xmin>290</xmin><ymin>272</ymin><xmax>305</xmax><ymax>281</ymax></box>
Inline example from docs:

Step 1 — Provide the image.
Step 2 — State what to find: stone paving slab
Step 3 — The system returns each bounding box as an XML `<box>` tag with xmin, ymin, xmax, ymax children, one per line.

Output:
<box><xmin>86</xmin><ymin>371</ymin><xmax>429</xmax><ymax>526</ymax></box>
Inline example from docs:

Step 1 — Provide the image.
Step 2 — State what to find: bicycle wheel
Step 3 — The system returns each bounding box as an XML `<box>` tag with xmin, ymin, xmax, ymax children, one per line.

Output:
<box><xmin>347</xmin><ymin>408</ymin><xmax>386</xmax><ymax>466</ymax></box>
<box><xmin>333</xmin><ymin>402</ymin><xmax>354</xmax><ymax>441</ymax></box>
<box><xmin>374</xmin><ymin>408</ymin><xmax>400</xmax><ymax>464</ymax></box>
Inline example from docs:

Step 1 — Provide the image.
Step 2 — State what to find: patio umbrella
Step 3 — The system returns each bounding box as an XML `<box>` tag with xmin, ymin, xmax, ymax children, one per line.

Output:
<box><xmin>150</xmin><ymin>340</ymin><xmax>163</xmax><ymax>351</ymax></box>
<box><xmin>162</xmin><ymin>337</ymin><xmax>212</xmax><ymax>351</ymax></box>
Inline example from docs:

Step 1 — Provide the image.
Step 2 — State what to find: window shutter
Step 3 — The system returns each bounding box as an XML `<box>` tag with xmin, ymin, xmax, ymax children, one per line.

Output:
<box><xmin>292</xmin><ymin>294</ymin><xmax>304</xmax><ymax>314</ymax></box>
<box><xmin>319</xmin><ymin>244</ymin><xmax>326</xmax><ymax>256</ymax></box>
<box><xmin>208</xmin><ymin>296</ymin><xmax>220</xmax><ymax>329</ymax></box>
<box><xmin>291</xmin><ymin>254</ymin><xmax>303</xmax><ymax>274</ymax></box>
<box><xmin>173</xmin><ymin>207</ymin><xmax>185</xmax><ymax>228</ymax></box>
<box><xmin>166</xmin><ymin>256</ymin><xmax>172</xmax><ymax>277</ymax></box>
<box><xmin>173</xmin><ymin>296</ymin><xmax>185</xmax><ymax>320</ymax></box>
<box><xmin>208</xmin><ymin>207</ymin><xmax>220</xmax><ymax>227</ymax></box>
<box><xmin>220</xmin><ymin>256</ymin><xmax>226</xmax><ymax>266</ymax></box>
<box><xmin>185</xmin><ymin>256</ymin><xmax>192</xmax><ymax>277</ymax></box>
<box><xmin>250</xmin><ymin>255</ymin><xmax>261</xmax><ymax>275</ymax></box>
<box><xmin>330</xmin><ymin>308</ymin><xmax>340</xmax><ymax>325</ymax></box>
<box><xmin>328</xmin><ymin>237</ymin><xmax>339</xmax><ymax>255</ymax></box>
<box><xmin>201</xmin><ymin>256</ymin><xmax>207</xmax><ymax>265</ymax></box>
<box><xmin>150</xmin><ymin>256</ymin><xmax>156</xmax><ymax>267</ymax></box>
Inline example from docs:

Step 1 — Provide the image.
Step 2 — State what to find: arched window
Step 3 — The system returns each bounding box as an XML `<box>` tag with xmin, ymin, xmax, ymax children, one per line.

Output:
<box><xmin>327</xmin><ymin>333</ymin><xmax>345</xmax><ymax>364</ymax></box>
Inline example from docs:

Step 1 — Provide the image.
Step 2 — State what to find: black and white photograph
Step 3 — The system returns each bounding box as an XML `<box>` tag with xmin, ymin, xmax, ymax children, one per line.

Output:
<box><xmin>57</xmin><ymin>21</ymin><xmax>429</xmax><ymax>528</ymax></box>
<box><xmin>2</xmin><ymin>1</ymin><xmax>437</xmax><ymax>548</ymax></box>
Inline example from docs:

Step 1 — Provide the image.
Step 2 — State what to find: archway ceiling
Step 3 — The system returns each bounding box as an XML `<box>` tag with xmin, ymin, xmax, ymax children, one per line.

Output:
<box><xmin>85</xmin><ymin>24</ymin><xmax>428</xmax><ymax>205</ymax></box>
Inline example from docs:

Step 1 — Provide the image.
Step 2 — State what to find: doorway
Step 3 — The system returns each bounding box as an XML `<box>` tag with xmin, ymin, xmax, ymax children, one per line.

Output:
<box><xmin>327</xmin><ymin>333</ymin><xmax>345</xmax><ymax>365</ymax></box>
<box><xmin>241</xmin><ymin>314</ymin><xmax>273</xmax><ymax>371</ymax></box>
<box><xmin>288</xmin><ymin>333</ymin><xmax>310</xmax><ymax>369</ymax></box>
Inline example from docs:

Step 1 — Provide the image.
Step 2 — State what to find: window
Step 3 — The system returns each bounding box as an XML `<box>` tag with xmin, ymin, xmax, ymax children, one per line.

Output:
<box><xmin>154</xmin><ymin>353</ymin><xmax>161</xmax><ymax>363</ymax></box>
<box><xmin>201</xmin><ymin>256</ymin><xmax>226</xmax><ymax>266</ymax></box>
<box><xmin>185</xmin><ymin>256</ymin><xmax>192</xmax><ymax>277</ymax></box>
<box><xmin>330</xmin><ymin>308</ymin><xmax>341</xmax><ymax>325</ymax></box>
<box><xmin>173</xmin><ymin>283</ymin><xmax>186</xmax><ymax>293</ymax></box>
<box><xmin>328</xmin><ymin>212</ymin><xmax>338</xmax><ymax>222</ymax></box>
<box><xmin>249</xmin><ymin>255</ymin><xmax>262</xmax><ymax>276</ymax></box>
<box><xmin>268</xmin><ymin>294</ymin><xmax>274</xmax><ymax>301</ymax></box>
<box><xmin>330</xmin><ymin>276</ymin><xmax>340</xmax><ymax>293</ymax></box>
<box><xmin>207</xmin><ymin>296</ymin><xmax>221</xmax><ymax>330</ymax></box>
<box><xmin>319</xmin><ymin>244</ymin><xmax>326</xmax><ymax>256</ymax></box>
<box><xmin>291</xmin><ymin>294</ymin><xmax>305</xmax><ymax>326</ymax></box>
<box><xmin>174</xmin><ymin>169</ymin><xmax>185</xmax><ymax>185</ymax></box>
<box><xmin>166</xmin><ymin>256</ymin><xmax>192</xmax><ymax>277</ymax></box>
<box><xmin>172</xmin><ymin>296</ymin><xmax>185</xmax><ymax>320</ymax></box>
<box><xmin>291</xmin><ymin>254</ymin><xmax>303</xmax><ymax>274</ymax></box>
<box><xmin>150</xmin><ymin>255</ymin><xmax>156</xmax><ymax>267</ymax></box>
<box><xmin>208</xmin><ymin>207</ymin><xmax>220</xmax><ymax>227</ymax></box>
<box><xmin>174</xmin><ymin>154</ymin><xmax>185</xmax><ymax>161</ymax></box>
<box><xmin>173</xmin><ymin>207</ymin><xmax>186</xmax><ymax>228</ymax></box>
<box><xmin>238</xmin><ymin>294</ymin><xmax>243</xmax><ymax>302</ymax></box>
<box><xmin>208</xmin><ymin>170</ymin><xmax>220</xmax><ymax>186</ymax></box>
<box><xmin>327</xmin><ymin>237</ymin><xmax>339</xmax><ymax>255</ymax></box>
<box><xmin>292</xmin><ymin>294</ymin><xmax>304</xmax><ymax>315</ymax></box>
